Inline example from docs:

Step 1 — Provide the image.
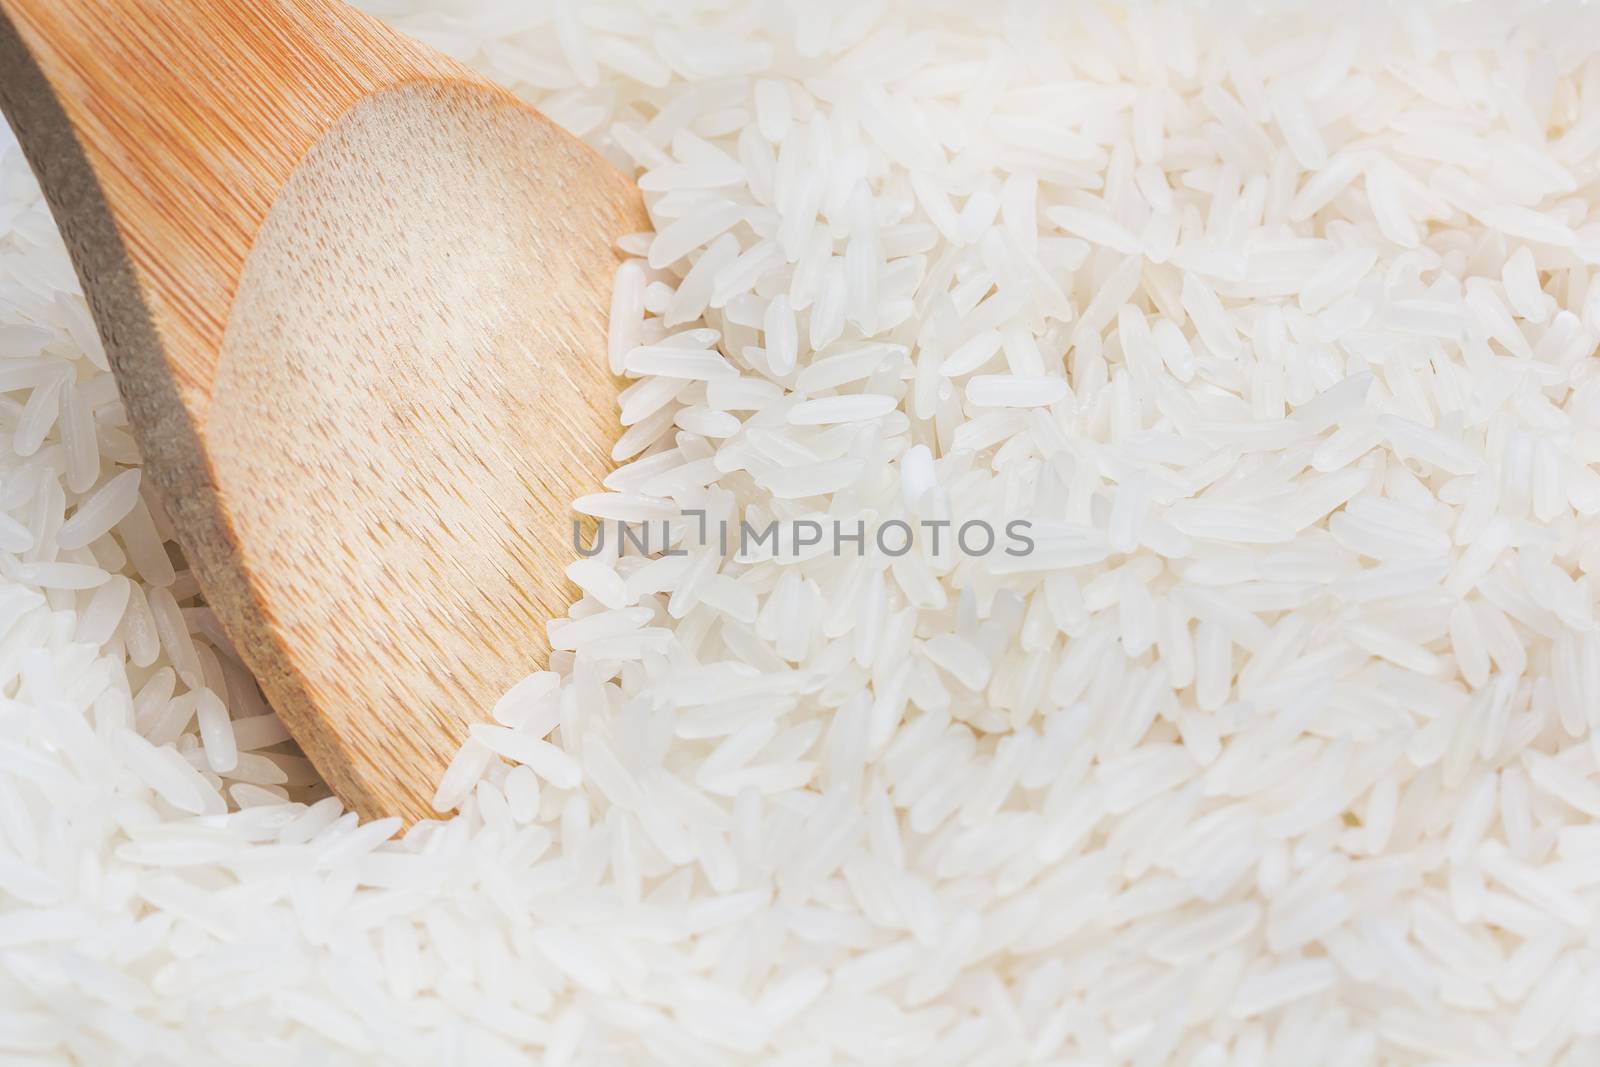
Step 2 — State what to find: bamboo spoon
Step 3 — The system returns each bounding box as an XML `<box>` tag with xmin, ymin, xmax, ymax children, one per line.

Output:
<box><xmin>0</xmin><ymin>0</ymin><xmax>646</xmax><ymax>820</ymax></box>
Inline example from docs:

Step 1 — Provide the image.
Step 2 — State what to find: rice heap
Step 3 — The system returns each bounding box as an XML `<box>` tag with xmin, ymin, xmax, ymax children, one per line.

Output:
<box><xmin>3</xmin><ymin>2</ymin><xmax>1600</xmax><ymax>1064</ymax></box>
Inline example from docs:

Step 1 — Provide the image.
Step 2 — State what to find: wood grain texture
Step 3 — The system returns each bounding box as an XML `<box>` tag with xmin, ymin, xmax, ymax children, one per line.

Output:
<box><xmin>0</xmin><ymin>0</ymin><xmax>645</xmax><ymax>819</ymax></box>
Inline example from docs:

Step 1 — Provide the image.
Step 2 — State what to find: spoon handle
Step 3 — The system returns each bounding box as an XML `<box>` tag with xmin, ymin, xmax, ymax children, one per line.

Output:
<box><xmin>0</xmin><ymin>0</ymin><xmax>473</xmax><ymax>403</ymax></box>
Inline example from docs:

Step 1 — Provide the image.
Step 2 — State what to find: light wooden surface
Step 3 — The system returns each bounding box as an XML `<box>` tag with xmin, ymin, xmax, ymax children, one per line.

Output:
<box><xmin>0</xmin><ymin>0</ymin><xmax>645</xmax><ymax>820</ymax></box>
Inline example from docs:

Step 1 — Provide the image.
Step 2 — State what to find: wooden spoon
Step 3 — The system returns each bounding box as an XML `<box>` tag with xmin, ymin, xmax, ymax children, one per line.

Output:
<box><xmin>0</xmin><ymin>0</ymin><xmax>645</xmax><ymax>820</ymax></box>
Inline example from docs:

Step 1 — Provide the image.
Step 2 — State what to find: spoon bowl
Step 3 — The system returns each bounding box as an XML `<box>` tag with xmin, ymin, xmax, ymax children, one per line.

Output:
<box><xmin>0</xmin><ymin>0</ymin><xmax>645</xmax><ymax>819</ymax></box>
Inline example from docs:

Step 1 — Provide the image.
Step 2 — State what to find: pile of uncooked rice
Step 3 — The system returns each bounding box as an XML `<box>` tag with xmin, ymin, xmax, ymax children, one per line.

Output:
<box><xmin>4</xmin><ymin>1</ymin><xmax>1600</xmax><ymax>1063</ymax></box>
